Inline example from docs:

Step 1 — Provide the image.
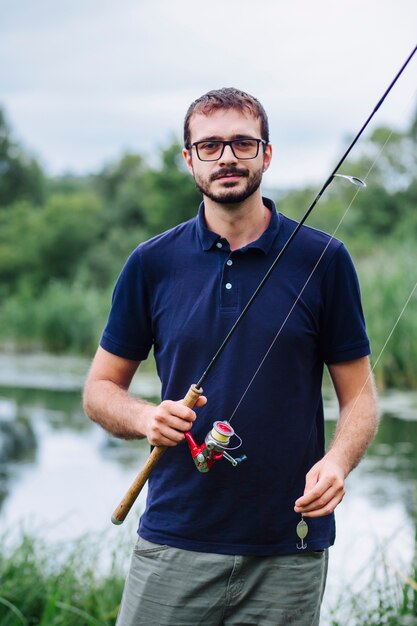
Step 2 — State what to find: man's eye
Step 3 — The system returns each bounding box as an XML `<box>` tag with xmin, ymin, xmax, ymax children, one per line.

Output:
<box><xmin>200</xmin><ymin>142</ymin><xmax>220</xmax><ymax>151</ymax></box>
<box><xmin>234</xmin><ymin>140</ymin><xmax>255</xmax><ymax>148</ymax></box>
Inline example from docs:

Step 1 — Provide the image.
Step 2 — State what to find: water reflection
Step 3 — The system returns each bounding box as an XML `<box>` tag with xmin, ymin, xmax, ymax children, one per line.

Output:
<box><xmin>1</xmin><ymin>385</ymin><xmax>89</xmax><ymax>431</ymax></box>
<box><xmin>1</xmin><ymin>385</ymin><xmax>416</xmax><ymax>519</ymax></box>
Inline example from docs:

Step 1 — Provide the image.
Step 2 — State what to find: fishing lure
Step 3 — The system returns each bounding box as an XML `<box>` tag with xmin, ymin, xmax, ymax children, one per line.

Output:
<box><xmin>296</xmin><ymin>516</ymin><xmax>309</xmax><ymax>550</ymax></box>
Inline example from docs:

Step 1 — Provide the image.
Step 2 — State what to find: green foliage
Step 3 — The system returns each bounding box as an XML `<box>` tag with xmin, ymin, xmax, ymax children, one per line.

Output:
<box><xmin>327</xmin><ymin>549</ymin><xmax>417</xmax><ymax>626</ymax></box>
<box><xmin>0</xmin><ymin>108</ymin><xmax>45</xmax><ymax>207</ymax></box>
<box><xmin>0</xmin><ymin>532</ymin><xmax>415</xmax><ymax>626</ymax></box>
<box><xmin>0</xmin><ymin>282</ymin><xmax>110</xmax><ymax>354</ymax></box>
<box><xmin>46</xmin><ymin>173</ymin><xmax>96</xmax><ymax>196</ymax></box>
<box><xmin>35</xmin><ymin>193</ymin><xmax>102</xmax><ymax>283</ymax></box>
<box><xmin>138</xmin><ymin>141</ymin><xmax>202</xmax><ymax>236</ymax></box>
<box><xmin>95</xmin><ymin>152</ymin><xmax>148</xmax><ymax>228</ymax></box>
<box><xmin>358</xmin><ymin>245</ymin><xmax>417</xmax><ymax>390</ymax></box>
<box><xmin>0</xmin><ymin>534</ymin><xmax>125</xmax><ymax>625</ymax></box>
<box><xmin>0</xmin><ymin>128</ymin><xmax>200</xmax><ymax>354</ymax></box>
<box><xmin>33</xmin><ymin>282</ymin><xmax>108</xmax><ymax>354</ymax></box>
<box><xmin>280</xmin><ymin>110</ymin><xmax>417</xmax><ymax>252</ymax></box>
<box><xmin>79</xmin><ymin>226</ymin><xmax>148</xmax><ymax>289</ymax></box>
<box><xmin>0</xmin><ymin>193</ymin><xmax>103</xmax><ymax>294</ymax></box>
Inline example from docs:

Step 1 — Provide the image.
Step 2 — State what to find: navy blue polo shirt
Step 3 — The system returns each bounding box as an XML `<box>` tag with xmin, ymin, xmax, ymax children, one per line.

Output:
<box><xmin>101</xmin><ymin>198</ymin><xmax>370</xmax><ymax>555</ymax></box>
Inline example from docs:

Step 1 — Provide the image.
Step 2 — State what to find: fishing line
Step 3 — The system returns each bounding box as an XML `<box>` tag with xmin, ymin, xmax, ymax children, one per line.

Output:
<box><xmin>329</xmin><ymin>276</ymin><xmax>417</xmax><ymax>453</ymax></box>
<box><xmin>288</xmin><ymin>274</ymin><xmax>417</xmax><ymax>536</ymax></box>
<box><xmin>225</xmin><ymin>111</ymin><xmax>417</xmax><ymax>540</ymax></box>
<box><xmin>329</xmin><ymin>91</ymin><xmax>417</xmax><ymax>422</ymax></box>
<box><xmin>227</xmin><ymin>123</ymin><xmax>400</xmax><ymax>423</ymax></box>
<box><xmin>226</xmin><ymin>109</ymin><xmax>417</xmax><ymax>520</ymax></box>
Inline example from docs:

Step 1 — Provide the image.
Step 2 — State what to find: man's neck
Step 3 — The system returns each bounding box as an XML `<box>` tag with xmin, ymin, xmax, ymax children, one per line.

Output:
<box><xmin>203</xmin><ymin>192</ymin><xmax>271</xmax><ymax>251</ymax></box>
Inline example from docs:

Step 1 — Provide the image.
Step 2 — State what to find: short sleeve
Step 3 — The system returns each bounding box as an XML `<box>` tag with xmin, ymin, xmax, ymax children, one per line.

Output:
<box><xmin>319</xmin><ymin>244</ymin><xmax>370</xmax><ymax>364</ymax></box>
<box><xmin>100</xmin><ymin>247</ymin><xmax>153</xmax><ymax>361</ymax></box>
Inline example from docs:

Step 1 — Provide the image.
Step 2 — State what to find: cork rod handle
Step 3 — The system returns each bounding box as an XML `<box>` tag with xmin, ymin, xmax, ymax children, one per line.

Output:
<box><xmin>111</xmin><ymin>384</ymin><xmax>203</xmax><ymax>525</ymax></box>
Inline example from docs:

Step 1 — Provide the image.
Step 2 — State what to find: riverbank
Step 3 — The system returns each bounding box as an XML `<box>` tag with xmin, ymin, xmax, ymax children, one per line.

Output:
<box><xmin>1</xmin><ymin>351</ymin><xmax>417</xmax><ymax>420</ymax></box>
<box><xmin>0</xmin><ymin>351</ymin><xmax>160</xmax><ymax>397</ymax></box>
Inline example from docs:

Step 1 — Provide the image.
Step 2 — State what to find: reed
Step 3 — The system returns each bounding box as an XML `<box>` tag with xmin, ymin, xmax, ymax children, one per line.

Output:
<box><xmin>326</xmin><ymin>557</ymin><xmax>417</xmax><ymax>625</ymax></box>
<box><xmin>0</xmin><ymin>533</ymin><xmax>125</xmax><ymax>625</ymax></box>
<box><xmin>0</xmin><ymin>282</ymin><xmax>109</xmax><ymax>355</ymax></box>
<box><xmin>1</xmin><ymin>531</ymin><xmax>416</xmax><ymax>625</ymax></box>
<box><xmin>357</xmin><ymin>244</ymin><xmax>417</xmax><ymax>390</ymax></box>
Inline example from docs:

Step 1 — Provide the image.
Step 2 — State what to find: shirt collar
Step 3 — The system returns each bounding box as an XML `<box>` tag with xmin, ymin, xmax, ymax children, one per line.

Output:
<box><xmin>197</xmin><ymin>197</ymin><xmax>281</xmax><ymax>255</ymax></box>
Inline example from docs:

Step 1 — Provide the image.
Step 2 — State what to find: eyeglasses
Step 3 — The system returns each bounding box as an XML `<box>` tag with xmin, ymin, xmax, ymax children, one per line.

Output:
<box><xmin>190</xmin><ymin>138</ymin><xmax>267</xmax><ymax>162</ymax></box>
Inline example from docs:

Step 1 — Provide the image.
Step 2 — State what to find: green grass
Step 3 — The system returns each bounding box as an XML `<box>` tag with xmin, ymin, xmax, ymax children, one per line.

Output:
<box><xmin>357</xmin><ymin>244</ymin><xmax>417</xmax><ymax>390</ymax></box>
<box><xmin>0</xmin><ymin>534</ymin><xmax>126</xmax><ymax>626</ymax></box>
<box><xmin>0</xmin><ymin>533</ymin><xmax>416</xmax><ymax>625</ymax></box>
<box><xmin>326</xmin><ymin>558</ymin><xmax>417</xmax><ymax>626</ymax></box>
<box><xmin>0</xmin><ymin>282</ymin><xmax>110</xmax><ymax>356</ymax></box>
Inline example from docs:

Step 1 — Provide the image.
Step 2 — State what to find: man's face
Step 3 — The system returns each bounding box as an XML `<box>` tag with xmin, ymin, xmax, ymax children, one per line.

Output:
<box><xmin>183</xmin><ymin>109</ymin><xmax>272</xmax><ymax>205</ymax></box>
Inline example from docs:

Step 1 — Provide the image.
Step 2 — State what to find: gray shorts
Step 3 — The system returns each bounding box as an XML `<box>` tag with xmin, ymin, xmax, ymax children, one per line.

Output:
<box><xmin>116</xmin><ymin>536</ymin><xmax>329</xmax><ymax>626</ymax></box>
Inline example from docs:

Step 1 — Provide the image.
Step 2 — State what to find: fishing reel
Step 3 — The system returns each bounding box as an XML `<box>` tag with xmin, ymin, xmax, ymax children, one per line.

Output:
<box><xmin>184</xmin><ymin>421</ymin><xmax>247</xmax><ymax>473</ymax></box>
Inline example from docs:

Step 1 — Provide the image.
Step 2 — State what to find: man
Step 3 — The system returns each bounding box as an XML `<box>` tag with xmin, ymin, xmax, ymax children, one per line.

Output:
<box><xmin>83</xmin><ymin>88</ymin><xmax>378</xmax><ymax>625</ymax></box>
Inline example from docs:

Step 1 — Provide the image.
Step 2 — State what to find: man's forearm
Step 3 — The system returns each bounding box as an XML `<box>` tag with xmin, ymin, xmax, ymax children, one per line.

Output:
<box><xmin>295</xmin><ymin>359</ymin><xmax>379</xmax><ymax>517</ymax></box>
<box><xmin>83</xmin><ymin>380</ymin><xmax>154</xmax><ymax>440</ymax></box>
<box><xmin>326</xmin><ymin>384</ymin><xmax>379</xmax><ymax>477</ymax></box>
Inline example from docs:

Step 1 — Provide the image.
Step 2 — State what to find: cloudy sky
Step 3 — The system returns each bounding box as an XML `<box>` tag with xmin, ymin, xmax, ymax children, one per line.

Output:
<box><xmin>1</xmin><ymin>0</ymin><xmax>416</xmax><ymax>188</ymax></box>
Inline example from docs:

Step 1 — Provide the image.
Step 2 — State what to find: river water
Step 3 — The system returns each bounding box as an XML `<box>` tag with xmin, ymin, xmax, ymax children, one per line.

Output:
<box><xmin>0</xmin><ymin>353</ymin><xmax>416</xmax><ymax>623</ymax></box>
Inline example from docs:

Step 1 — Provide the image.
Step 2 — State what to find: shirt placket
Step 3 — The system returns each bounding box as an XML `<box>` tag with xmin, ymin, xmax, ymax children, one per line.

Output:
<box><xmin>216</xmin><ymin>240</ymin><xmax>238</xmax><ymax>311</ymax></box>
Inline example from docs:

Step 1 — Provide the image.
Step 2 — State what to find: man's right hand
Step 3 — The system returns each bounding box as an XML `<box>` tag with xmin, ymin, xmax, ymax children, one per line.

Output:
<box><xmin>83</xmin><ymin>347</ymin><xmax>208</xmax><ymax>443</ymax></box>
<box><xmin>144</xmin><ymin>396</ymin><xmax>207</xmax><ymax>447</ymax></box>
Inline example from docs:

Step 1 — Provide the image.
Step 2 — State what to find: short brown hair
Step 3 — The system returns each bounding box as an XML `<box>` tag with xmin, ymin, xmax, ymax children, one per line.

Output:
<box><xmin>183</xmin><ymin>87</ymin><xmax>269</xmax><ymax>149</ymax></box>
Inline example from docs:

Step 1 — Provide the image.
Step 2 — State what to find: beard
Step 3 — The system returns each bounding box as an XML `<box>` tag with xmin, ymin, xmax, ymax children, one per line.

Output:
<box><xmin>193</xmin><ymin>164</ymin><xmax>264</xmax><ymax>205</ymax></box>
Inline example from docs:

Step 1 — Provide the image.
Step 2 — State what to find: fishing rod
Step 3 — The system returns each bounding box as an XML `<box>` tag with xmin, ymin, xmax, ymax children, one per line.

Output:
<box><xmin>111</xmin><ymin>44</ymin><xmax>417</xmax><ymax>525</ymax></box>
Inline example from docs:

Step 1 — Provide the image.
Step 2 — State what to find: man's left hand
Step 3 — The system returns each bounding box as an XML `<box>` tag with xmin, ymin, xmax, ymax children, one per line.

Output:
<box><xmin>294</xmin><ymin>456</ymin><xmax>345</xmax><ymax>517</ymax></box>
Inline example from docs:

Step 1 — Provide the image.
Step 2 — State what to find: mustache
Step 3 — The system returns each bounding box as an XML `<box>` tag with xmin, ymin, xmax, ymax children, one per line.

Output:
<box><xmin>210</xmin><ymin>167</ymin><xmax>249</xmax><ymax>182</ymax></box>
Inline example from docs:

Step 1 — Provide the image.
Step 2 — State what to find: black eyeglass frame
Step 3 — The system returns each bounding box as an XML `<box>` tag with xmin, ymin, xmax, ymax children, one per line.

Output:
<box><xmin>190</xmin><ymin>138</ymin><xmax>267</xmax><ymax>162</ymax></box>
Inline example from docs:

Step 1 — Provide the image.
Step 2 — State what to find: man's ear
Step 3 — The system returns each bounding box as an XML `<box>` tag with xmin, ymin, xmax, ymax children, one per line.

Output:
<box><xmin>182</xmin><ymin>148</ymin><xmax>194</xmax><ymax>175</ymax></box>
<box><xmin>263</xmin><ymin>144</ymin><xmax>272</xmax><ymax>173</ymax></box>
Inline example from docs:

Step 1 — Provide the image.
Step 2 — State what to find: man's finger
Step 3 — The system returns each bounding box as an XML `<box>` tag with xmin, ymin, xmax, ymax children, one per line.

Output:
<box><xmin>297</xmin><ymin>492</ymin><xmax>344</xmax><ymax>518</ymax></box>
<box><xmin>295</xmin><ymin>475</ymin><xmax>333</xmax><ymax>508</ymax></box>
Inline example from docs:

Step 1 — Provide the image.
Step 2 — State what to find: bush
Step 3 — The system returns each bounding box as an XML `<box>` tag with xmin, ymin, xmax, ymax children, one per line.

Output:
<box><xmin>0</xmin><ymin>282</ymin><xmax>110</xmax><ymax>354</ymax></box>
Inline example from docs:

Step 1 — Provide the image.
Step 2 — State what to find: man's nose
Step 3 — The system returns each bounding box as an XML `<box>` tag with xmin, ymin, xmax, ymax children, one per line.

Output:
<box><xmin>219</xmin><ymin>143</ymin><xmax>238</xmax><ymax>163</ymax></box>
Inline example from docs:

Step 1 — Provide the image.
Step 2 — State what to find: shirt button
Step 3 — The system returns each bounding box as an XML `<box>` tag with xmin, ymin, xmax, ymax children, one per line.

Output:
<box><xmin>226</xmin><ymin>259</ymin><xmax>233</xmax><ymax>266</ymax></box>
<box><xmin>216</xmin><ymin>242</ymin><xmax>223</xmax><ymax>249</ymax></box>
<box><xmin>225</xmin><ymin>283</ymin><xmax>232</xmax><ymax>290</ymax></box>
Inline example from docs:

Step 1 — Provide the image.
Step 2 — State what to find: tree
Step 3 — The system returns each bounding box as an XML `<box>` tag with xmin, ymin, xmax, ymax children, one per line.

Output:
<box><xmin>278</xmin><ymin>100</ymin><xmax>417</xmax><ymax>251</ymax></box>
<box><xmin>95</xmin><ymin>153</ymin><xmax>148</xmax><ymax>228</ymax></box>
<box><xmin>140</xmin><ymin>141</ymin><xmax>202</xmax><ymax>236</ymax></box>
<box><xmin>0</xmin><ymin>193</ymin><xmax>103</xmax><ymax>294</ymax></box>
<box><xmin>0</xmin><ymin>108</ymin><xmax>45</xmax><ymax>208</ymax></box>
